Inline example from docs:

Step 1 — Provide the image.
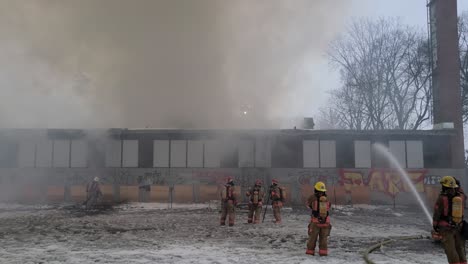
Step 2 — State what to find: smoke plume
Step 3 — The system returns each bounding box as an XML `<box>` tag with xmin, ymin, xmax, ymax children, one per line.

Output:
<box><xmin>0</xmin><ymin>0</ymin><xmax>350</xmax><ymax>129</ymax></box>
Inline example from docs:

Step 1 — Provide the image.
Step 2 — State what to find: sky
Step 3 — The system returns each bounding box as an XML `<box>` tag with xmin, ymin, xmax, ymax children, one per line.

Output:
<box><xmin>0</xmin><ymin>0</ymin><xmax>466</xmax><ymax>129</ymax></box>
<box><xmin>308</xmin><ymin>0</ymin><xmax>468</xmax><ymax>123</ymax></box>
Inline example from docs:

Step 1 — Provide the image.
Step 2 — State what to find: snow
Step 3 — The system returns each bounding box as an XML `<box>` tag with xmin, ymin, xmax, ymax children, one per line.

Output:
<box><xmin>0</xmin><ymin>203</ymin><xmax>451</xmax><ymax>263</ymax></box>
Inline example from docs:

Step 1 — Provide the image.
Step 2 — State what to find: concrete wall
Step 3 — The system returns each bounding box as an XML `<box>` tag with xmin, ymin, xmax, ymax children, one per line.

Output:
<box><xmin>0</xmin><ymin>167</ymin><xmax>463</xmax><ymax>207</ymax></box>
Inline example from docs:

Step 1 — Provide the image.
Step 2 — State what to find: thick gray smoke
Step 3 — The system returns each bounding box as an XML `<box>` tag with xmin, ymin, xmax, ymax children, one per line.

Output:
<box><xmin>0</xmin><ymin>0</ymin><xmax>350</xmax><ymax>129</ymax></box>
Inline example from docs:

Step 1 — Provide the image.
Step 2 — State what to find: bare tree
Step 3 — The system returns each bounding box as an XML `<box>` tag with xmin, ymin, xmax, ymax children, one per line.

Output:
<box><xmin>327</xmin><ymin>18</ymin><xmax>431</xmax><ymax>130</ymax></box>
<box><xmin>459</xmin><ymin>12</ymin><xmax>468</xmax><ymax>123</ymax></box>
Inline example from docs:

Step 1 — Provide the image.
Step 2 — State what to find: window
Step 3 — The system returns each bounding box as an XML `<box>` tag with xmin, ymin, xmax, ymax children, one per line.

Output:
<box><xmin>17</xmin><ymin>140</ymin><xmax>35</xmax><ymax>168</ymax></box>
<box><xmin>320</xmin><ymin>140</ymin><xmax>336</xmax><ymax>168</ymax></box>
<box><xmin>105</xmin><ymin>139</ymin><xmax>121</xmax><ymax>167</ymax></box>
<box><xmin>170</xmin><ymin>140</ymin><xmax>186</xmax><ymax>167</ymax></box>
<box><xmin>354</xmin><ymin>140</ymin><xmax>371</xmax><ymax>168</ymax></box>
<box><xmin>53</xmin><ymin>140</ymin><xmax>70</xmax><ymax>168</ymax></box>
<box><xmin>238</xmin><ymin>140</ymin><xmax>254</xmax><ymax>167</ymax></box>
<box><xmin>36</xmin><ymin>139</ymin><xmax>53</xmax><ymax>168</ymax></box>
<box><xmin>389</xmin><ymin>141</ymin><xmax>406</xmax><ymax>168</ymax></box>
<box><xmin>255</xmin><ymin>138</ymin><xmax>271</xmax><ymax>168</ymax></box>
<box><xmin>122</xmin><ymin>140</ymin><xmax>138</xmax><ymax>167</ymax></box>
<box><xmin>71</xmin><ymin>140</ymin><xmax>88</xmax><ymax>168</ymax></box>
<box><xmin>153</xmin><ymin>140</ymin><xmax>169</xmax><ymax>167</ymax></box>
<box><xmin>204</xmin><ymin>140</ymin><xmax>221</xmax><ymax>168</ymax></box>
<box><xmin>407</xmin><ymin>140</ymin><xmax>424</xmax><ymax>168</ymax></box>
<box><xmin>303</xmin><ymin>140</ymin><xmax>319</xmax><ymax>168</ymax></box>
<box><xmin>187</xmin><ymin>140</ymin><xmax>203</xmax><ymax>167</ymax></box>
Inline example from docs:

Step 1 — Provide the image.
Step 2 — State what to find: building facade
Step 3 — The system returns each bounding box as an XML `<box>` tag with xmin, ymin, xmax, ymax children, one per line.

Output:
<box><xmin>0</xmin><ymin>128</ymin><xmax>460</xmax><ymax>206</ymax></box>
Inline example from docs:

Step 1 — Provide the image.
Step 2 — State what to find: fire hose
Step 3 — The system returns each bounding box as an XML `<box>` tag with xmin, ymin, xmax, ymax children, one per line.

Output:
<box><xmin>362</xmin><ymin>235</ymin><xmax>426</xmax><ymax>264</ymax></box>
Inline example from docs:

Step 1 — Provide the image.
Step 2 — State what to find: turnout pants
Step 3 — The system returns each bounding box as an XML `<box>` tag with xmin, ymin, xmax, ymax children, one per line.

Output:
<box><xmin>248</xmin><ymin>204</ymin><xmax>262</xmax><ymax>223</ymax></box>
<box><xmin>307</xmin><ymin>222</ymin><xmax>330</xmax><ymax>256</ymax></box>
<box><xmin>441</xmin><ymin>229</ymin><xmax>466</xmax><ymax>264</ymax></box>
<box><xmin>272</xmin><ymin>201</ymin><xmax>282</xmax><ymax>223</ymax></box>
<box><xmin>220</xmin><ymin>200</ymin><xmax>236</xmax><ymax>226</ymax></box>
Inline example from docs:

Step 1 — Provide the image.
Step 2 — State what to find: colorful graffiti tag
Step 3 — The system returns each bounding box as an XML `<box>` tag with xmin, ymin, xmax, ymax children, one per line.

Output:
<box><xmin>339</xmin><ymin>169</ymin><xmax>427</xmax><ymax>198</ymax></box>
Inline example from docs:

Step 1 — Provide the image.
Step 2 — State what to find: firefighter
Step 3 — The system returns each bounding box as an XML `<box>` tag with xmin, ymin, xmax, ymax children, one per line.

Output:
<box><xmin>269</xmin><ymin>179</ymin><xmax>285</xmax><ymax>224</ymax></box>
<box><xmin>454</xmin><ymin>177</ymin><xmax>466</xmax><ymax>206</ymax></box>
<box><xmin>433</xmin><ymin>176</ymin><xmax>466</xmax><ymax>264</ymax></box>
<box><xmin>85</xmin><ymin>177</ymin><xmax>102</xmax><ymax>210</ymax></box>
<box><xmin>220</xmin><ymin>177</ymin><xmax>237</xmax><ymax>226</ymax></box>
<box><xmin>246</xmin><ymin>179</ymin><xmax>265</xmax><ymax>224</ymax></box>
<box><xmin>306</xmin><ymin>181</ymin><xmax>331</xmax><ymax>256</ymax></box>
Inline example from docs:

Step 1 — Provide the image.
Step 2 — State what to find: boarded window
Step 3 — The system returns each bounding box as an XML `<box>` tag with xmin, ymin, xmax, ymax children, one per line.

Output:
<box><xmin>153</xmin><ymin>140</ymin><xmax>169</xmax><ymax>167</ymax></box>
<box><xmin>303</xmin><ymin>140</ymin><xmax>319</xmax><ymax>168</ymax></box>
<box><xmin>187</xmin><ymin>140</ymin><xmax>203</xmax><ymax>167</ymax></box>
<box><xmin>105</xmin><ymin>139</ymin><xmax>121</xmax><ymax>167</ymax></box>
<box><xmin>389</xmin><ymin>141</ymin><xmax>406</xmax><ymax>168</ymax></box>
<box><xmin>320</xmin><ymin>140</ymin><xmax>336</xmax><ymax>168</ymax></box>
<box><xmin>354</xmin><ymin>141</ymin><xmax>371</xmax><ymax>168</ymax></box>
<box><xmin>53</xmin><ymin>140</ymin><xmax>70</xmax><ymax>167</ymax></box>
<box><xmin>122</xmin><ymin>140</ymin><xmax>138</xmax><ymax>167</ymax></box>
<box><xmin>170</xmin><ymin>140</ymin><xmax>186</xmax><ymax>167</ymax></box>
<box><xmin>407</xmin><ymin>140</ymin><xmax>424</xmax><ymax>168</ymax></box>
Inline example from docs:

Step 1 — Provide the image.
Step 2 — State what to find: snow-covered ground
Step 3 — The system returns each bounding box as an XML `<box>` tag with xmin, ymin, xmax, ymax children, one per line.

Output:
<box><xmin>0</xmin><ymin>202</ymin><xmax>449</xmax><ymax>263</ymax></box>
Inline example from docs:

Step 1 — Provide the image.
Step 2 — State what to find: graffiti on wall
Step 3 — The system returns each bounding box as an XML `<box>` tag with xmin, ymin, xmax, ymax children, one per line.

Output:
<box><xmin>339</xmin><ymin>169</ymin><xmax>427</xmax><ymax>198</ymax></box>
<box><xmin>192</xmin><ymin>171</ymin><xmax>234</xmax><ymax>185</ymax></box>
<box><xmin>289</xmin><ymin>169</ymin><xmax>338</xmax><ymax>186</ymax></box>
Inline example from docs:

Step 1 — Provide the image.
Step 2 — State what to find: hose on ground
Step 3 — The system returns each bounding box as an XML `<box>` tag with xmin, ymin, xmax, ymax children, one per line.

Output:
<box><xmin>362</xmin><ymin>235</ymin><xmax>425</xmax><ymax>264</ymax></box>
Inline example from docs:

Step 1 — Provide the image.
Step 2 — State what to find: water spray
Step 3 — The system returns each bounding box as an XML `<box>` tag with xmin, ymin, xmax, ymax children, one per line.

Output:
<box><xmin>373</xmin><ymin>143</ymin><xmax>432</xmax><ymax>225</ymax></box>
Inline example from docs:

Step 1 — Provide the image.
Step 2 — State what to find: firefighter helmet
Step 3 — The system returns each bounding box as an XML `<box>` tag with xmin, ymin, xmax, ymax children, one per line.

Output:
<box><xmin>314</xmin><ymin>181</ymin><xmax>327</xmax><ymax>192</ymax></box>
<box><xmin>440</xmin><ymin>176</ymin><xmax>458</xmax><ymax>188</ymax></box>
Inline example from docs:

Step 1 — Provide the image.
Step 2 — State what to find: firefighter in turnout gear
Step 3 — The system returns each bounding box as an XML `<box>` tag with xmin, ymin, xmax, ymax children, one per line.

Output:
<box><xmin>269</xmin><ymin>179</ymin><xmax>285</xmax><ymax>224</ymax></box>
<box><xmin>433</xmin><ymin>176</ymin><xmax>466</xmax><ymax>264</ymax></box>
<box><xmin>85</xmin><ymin>177</ymin><xmax>103</xmax><ymax>210</ymax></box>
<box><xmin>306</xmin><ymin>181</ymin><xmax>331</xmax><ymax>256</ymax></box>
<box><xmin>246</xmin><ymin>179</ymin><xmax>265</xmax><ymax>224</ymax></box>
<box><xmin>220</xmin><ymin>177</ymin><xmax>237</xmax><ymax>226</ymax></box>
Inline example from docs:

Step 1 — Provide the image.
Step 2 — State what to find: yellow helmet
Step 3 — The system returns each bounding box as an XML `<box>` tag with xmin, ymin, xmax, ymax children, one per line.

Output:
<box><xmin>440</xmin><ymin>176</ymin><xmax>458</xmax><ymax>188</ymax></box>
<box><xmin>314</xmin><ymin>181</ymin><xmax>327</xmax><ymax>192</ymax></box>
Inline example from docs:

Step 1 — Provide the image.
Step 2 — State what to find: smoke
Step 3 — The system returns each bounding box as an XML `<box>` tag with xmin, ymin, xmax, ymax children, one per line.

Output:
<box><xmin>0</xmin><ymin>0</ymin><xmax>350</xmax><ymax>129</ymax></box>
